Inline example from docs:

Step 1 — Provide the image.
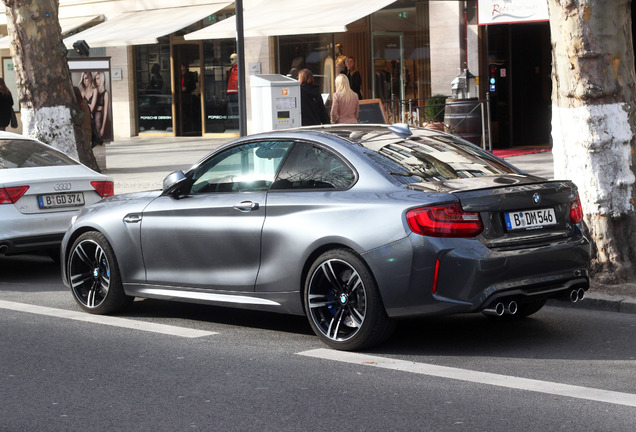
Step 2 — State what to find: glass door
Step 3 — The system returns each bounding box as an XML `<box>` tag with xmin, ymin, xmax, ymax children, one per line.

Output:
<box><xmin>372</xmin><ymin>32</ymin><xmax>404</xmax><ymax>122</ymax></box>
<box><xmin>174</xmin><ymin>43</ymin><xmax>202</xmax><ymax>136</ymax></box>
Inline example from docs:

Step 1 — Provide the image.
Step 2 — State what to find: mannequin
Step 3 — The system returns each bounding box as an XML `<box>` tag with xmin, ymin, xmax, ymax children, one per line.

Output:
<box><xmin>227</xmin><ymin>53</ymin><xmax>239</xmax><ymax>129</ymax></box>
<box><xmin>335</xmin><ymin>43</ymin><xmax>346</xmax><ymax>74</ymax></box>
<box><xmin>227</xmin><ymin>53</ymin><xmax>238</xmax><ymax>94</ymax></box>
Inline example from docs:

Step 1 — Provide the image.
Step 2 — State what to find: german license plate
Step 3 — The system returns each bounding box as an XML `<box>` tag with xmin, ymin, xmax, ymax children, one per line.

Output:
<box><xmin>504</xmin><ymin>208</ymin><xmax>557</xmax><ymax>231</ymax></box>
<box><xmin>37</xmin><ymin>192</ymin><xmax>85</xmax><ymax>209</ymax></box>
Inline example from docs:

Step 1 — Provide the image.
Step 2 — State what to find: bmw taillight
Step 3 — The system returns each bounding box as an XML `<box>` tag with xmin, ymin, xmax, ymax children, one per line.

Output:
<box><xmin>407</xmin><ymin>203</ymin><xmax>483</xmax><ymax>237</ymax></box>
<box><xmin>0</xmin><ymin>186</ymin><xmax>29</xmax><ymax>204</ymax></box>
<box><xmin>91</xmin><ymin>181</ymin><xmax>114</xmax><ymax>197</ymax></box>
<box><xmin>570</xmin><ymin>192</ymin><xmax>583</xmax><ymax>224</ymax></box>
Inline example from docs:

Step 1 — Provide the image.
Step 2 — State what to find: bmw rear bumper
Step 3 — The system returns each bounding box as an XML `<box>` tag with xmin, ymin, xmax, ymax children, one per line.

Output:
<box><xmin>364</xmin><ymin>230</ymin><xmax>591</xmax><ymax>319</ymax></box>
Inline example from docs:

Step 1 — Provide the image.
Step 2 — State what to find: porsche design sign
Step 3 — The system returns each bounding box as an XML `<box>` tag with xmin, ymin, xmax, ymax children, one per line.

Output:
<box><xmin>478</xmin><ymin>0</ymin><xmax>549</xmax><ymax>25</ymax></box>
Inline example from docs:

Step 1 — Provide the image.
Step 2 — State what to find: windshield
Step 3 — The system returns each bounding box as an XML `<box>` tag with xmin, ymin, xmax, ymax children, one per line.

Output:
<box><xmin>0</xmin><ymin>139</ymin><xmax>78</xmax><ymax>169</ymax></box>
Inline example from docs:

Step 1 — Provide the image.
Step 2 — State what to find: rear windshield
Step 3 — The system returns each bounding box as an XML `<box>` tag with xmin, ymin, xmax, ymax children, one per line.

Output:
<box><xmin>356</xmin><ymin>130</ymin><xmax>519</xmax><ymax>184</ymax></box>
<box><xmin>0</xmin><ymin>139</ymin><xmax>78</xmax><ymax>169</ymax></box>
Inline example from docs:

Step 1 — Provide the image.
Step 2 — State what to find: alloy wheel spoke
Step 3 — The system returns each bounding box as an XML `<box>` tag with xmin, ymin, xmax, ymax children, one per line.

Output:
<box><xmin>308</xmin><ymin>293</ymin><xmax>337</xmax><ymax>308</ymax></box>
<box><xmin>326</xmin><ymin>308</ymin><xmax>344</xmax><ymax>340</ymax></box>
<box><xmin>347</xmin><ymin>305</ymin><xmax>364</xmax><ymax>327</ymax></box>
<box><xmin>346</xmin><ymin>272</ymin><xmax>362</xmax><ymax>294</ymax></box>
<box><xmin>320</xmin><ymin>261</ymin><xmax>342</xmax><ymax>291</ymax></box>
<box><xmin>74</xmin><ymin>243</ymin><xmax>95</xmax><ymax>267</ymax></box>
<box><xmin>99</xmin><ymin>274</ymin><xmax>110</xmax><ymax>293</ymax></box>
<box><xmin>86</xmin><ymin>282</ymin><xmax>99</xmax><ymax>307</ymax></box>
<box><xmin>70</xmin><ymin>272</ymin><xmax>93</xmax><ymax>288</ymax></box>
<box><xmin>94</xmin><ymin>245</ymin><xmax>105</xmax><ymax>266</ymax></box>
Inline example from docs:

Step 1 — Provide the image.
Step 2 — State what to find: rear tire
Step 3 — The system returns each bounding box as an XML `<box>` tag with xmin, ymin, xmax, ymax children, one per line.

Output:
<box><xmin>67</xmin><ymin>232</ymin><xmax>131</xmax><ymax>314</ymax></box>
<box><xmin>304</xmin><ymin>249</ymin><xmax>395</xmax><ymax>351</ymax></box>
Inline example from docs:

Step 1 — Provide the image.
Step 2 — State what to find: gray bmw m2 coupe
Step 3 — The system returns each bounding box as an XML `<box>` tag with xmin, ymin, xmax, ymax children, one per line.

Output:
<box><xmin>61</xmin><ymin>124</ymin><xmax>590</xmax><ymax>350</ymax></box>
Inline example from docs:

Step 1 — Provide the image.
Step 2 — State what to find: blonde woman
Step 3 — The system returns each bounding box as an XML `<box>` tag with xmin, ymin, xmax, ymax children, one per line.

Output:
<box><xmin>93</xmin><ymin>71</ymin><xmax>110</xmax><ymax>139</ymax></box>
<box><xmin>330</xmin><ymin>73</ymin><xmax>359</xmax><ymax>124</ymax></box>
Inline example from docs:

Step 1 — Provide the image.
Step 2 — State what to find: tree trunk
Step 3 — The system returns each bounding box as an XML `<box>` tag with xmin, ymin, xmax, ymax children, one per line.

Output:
<box><xmin>548</xmin><ymin>0</ymin><xmax>636</xmax><ymax>284</ymax></box>
<box><xmin>2</xmin><ymin>0</ymin><xmax>100</xmax><ymax>171</ymax></box>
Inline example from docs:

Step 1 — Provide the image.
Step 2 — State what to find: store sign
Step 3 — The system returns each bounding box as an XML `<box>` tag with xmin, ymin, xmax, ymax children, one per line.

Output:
<box><xmin>478</xmin><ymin>0</ymin><xmax>549</xmax><ymax>25</ymax></box>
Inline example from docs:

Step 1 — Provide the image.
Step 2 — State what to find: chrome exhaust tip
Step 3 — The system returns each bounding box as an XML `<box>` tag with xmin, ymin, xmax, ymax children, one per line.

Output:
<box><xmin>506</xmin><ymin>301</ymin><xmax>518</xmax><ymax>315</ymax></box>
<box><xmin>483</xmin><ymin>302</ymin><xmax>505</xmax><ymax>316</ymax></box>
<box><xmin>577</xmin><ymin>288</ymin><xmax>585</xmax><ymax>302</ymax></box>
<box><xmin>569</xmin><ymin>289</ymin><xmax>579</xmax><ymax>303</ymax></box>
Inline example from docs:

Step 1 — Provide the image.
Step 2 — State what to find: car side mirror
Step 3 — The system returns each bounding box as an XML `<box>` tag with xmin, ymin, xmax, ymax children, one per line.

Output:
<box><xmin>162</xmin><ymin>170</ymin><xmax>188</xmax><ymax>198</ymax></box>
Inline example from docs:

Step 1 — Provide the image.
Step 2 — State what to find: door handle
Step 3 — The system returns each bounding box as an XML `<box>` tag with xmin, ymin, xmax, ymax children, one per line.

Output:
<box><xmin>123</xmin><ymin>213</ymin><xmax>142</xmax><ymax>223</ymax></box>
<box><xmin>233</xmin><ymin>201</ymin><xmax>260</xmax><ymax>212</ymax></box>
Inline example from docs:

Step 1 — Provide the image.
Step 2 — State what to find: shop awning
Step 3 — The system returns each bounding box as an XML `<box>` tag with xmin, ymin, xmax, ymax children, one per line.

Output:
<box><xmin>0</xmin><ymin>15</ymin><xmax>103</xmax><ymax>50</ymax></box>
<box><xmin>63</xmin><ymin>2</ymin><xmax>231</xmax><ymax>48</ymax></box>
<box><xmin>184</xmin><ymin>0</ymin><xmax>397</xmax><ymax>40</ymax></box>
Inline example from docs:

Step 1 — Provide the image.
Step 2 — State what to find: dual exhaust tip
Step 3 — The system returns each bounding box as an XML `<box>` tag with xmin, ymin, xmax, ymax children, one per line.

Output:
<box><xmin>569</xmin><ymin>287</ymin><xmax>586</xmax><ymax>303</ymax></box>
<box><xmin>483</xmin><ymin>300</ymin><xmax>518</xmax><ymax>317</ymax></box>
<box><xmin>484</xmin><ymin>288</ymin><xmax>586</xmax><ymax>316</ymax></box>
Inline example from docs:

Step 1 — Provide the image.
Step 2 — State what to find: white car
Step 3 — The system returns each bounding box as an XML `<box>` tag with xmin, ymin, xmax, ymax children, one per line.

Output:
<box><xmin>0</xmin><ymin>132</ymin><xmax>113</xmax><ymax>259</ymax></box>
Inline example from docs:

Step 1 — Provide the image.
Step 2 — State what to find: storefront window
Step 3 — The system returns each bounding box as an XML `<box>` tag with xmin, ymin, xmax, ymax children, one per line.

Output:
<box><xmin>202</xmin><ymin>40</ymin><xmax>239</xmax><ymax>133</ymax></box>
<box><xmin>277</xmin><ymin>34</ymin><xmax>335</xmax><ymax>104</ymax></box>
<box><xmin>135</xmin><ymin>43</ymin><xmax>172</xmax><ymax>134</ymax></box>
<box><xmin>371</xmin><ymin>1</ymin><xmax>432</xmax><ymax>123</ymax></box>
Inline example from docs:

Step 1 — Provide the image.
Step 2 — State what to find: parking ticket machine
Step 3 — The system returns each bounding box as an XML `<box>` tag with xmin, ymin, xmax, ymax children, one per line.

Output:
<box><xmin>250</xmin><ymin>74</ymin><xmax>301</xmax><ymax>133</ymax></box>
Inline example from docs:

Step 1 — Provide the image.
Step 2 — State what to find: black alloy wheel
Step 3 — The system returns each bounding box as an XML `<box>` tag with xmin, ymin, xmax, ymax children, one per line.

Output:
<box><xmin>305</xmin><ymin>249</ymin><xmax>394</xmax><ymax>351</ymax></box>
<box><xmin>68</xmin><ymin>231</ymin><xmax>130</xmax><ymax>314</ymax></box>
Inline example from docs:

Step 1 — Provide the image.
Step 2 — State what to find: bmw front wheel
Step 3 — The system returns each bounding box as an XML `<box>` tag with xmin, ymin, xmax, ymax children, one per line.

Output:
<box><xmin>304</xmin><ymin>249</ymin><xmax>395</xmax><ymax>351</ymax></box>
<box><xmin>68</xmin><ymin>232</ymin><xmax>131</xmax><ymax>314</ymax></box>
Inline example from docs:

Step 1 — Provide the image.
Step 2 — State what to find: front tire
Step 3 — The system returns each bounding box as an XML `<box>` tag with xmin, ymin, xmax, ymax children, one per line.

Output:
<box><xmin>304</xmin><ymin>249</ymin><xmax>395</xmax><ymax>351</ymax></box>
<box><xmin>67</xmin><ymin>232</ymin><xmax>131</xmax><ymax>314</ymax></box>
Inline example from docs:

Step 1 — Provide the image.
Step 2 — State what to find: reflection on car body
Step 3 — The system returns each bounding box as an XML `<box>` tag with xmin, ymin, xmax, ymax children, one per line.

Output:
<box><xmin>61</xmin><ymin>124</ymin><xmax>590</xmax><ymax>350</ymax></box>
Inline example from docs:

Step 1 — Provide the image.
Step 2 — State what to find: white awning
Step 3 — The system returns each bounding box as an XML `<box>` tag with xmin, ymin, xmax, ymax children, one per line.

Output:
<box><xmin>64</xmin><ymin>3</ymin><xmax>231</xmax><ymax>48</ymax></box>
<box><xmin>184</xmin><ymin>0</ymin><xmax>397</xmax><ymax>40</ymax></box>
<box><xmin>0</xmin><ymin>15</ymin><xmax>103</xmax><ymax>50</ymax></box>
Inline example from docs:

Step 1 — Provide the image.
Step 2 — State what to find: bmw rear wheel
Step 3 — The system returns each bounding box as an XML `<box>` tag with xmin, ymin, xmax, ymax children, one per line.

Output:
<box><xmin>304</xmin><ymin>249</ymin><xmax>395</xmax><ymax>351</ymax></box>
<box><xmin>68</xmin><ymin>232</ymin><xmax>131</xmax><ymax>314</ymax></box>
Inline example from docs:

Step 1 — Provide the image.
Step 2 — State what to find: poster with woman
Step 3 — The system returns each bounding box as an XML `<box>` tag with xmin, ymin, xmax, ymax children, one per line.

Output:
<box><xmin>69</xmin><ymin>59</ymin><xmax>113</xmax><ymax>142</ymax></box>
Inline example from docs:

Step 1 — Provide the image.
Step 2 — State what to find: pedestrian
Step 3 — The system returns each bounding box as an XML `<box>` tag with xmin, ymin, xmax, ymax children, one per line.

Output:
<box><xmin>0</xmin><ymin>78</ymin><xmax>14</xmax><ymax>131</ymax></box>
<box><xmin>330</xmin><ymin>74</ymin><xmax>359</xmax><ymax>124</ymax></box>
<box><xmin>298</xmin><ymin>69</ymin><xmax>329</xmax><ymax>126</ymax></box>
<box><xmin>148</xmin><ymin>63</ymin><xmax>163</xmax><ymax>93</ymax></box>
<box><xmin>345</xmin><ymin>56</ymin><xmax>362</xmax><ymax>100</ymax></box>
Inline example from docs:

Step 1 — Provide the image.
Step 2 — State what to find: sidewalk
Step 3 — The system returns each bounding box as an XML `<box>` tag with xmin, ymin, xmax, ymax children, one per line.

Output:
<box><xmin>103</xmin><ymin>136</ymin><xmax>229</xmax><ymax>194</ymax></box>
<box><xmin>102</xmin><ymin>137</ymin><xmax>636</xmax><ymax>314</ymax></box>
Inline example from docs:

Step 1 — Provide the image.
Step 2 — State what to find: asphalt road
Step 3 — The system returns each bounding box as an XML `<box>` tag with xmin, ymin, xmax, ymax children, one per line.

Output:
<box><xmin>1</xmin><ymin>254</ymin><xmax>635</xmax><ymax>431</ymax></box>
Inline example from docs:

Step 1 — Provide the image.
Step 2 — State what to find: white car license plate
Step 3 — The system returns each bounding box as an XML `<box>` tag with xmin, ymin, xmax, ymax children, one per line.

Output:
<box><xmin>38</xmin><ymin>192</ymin><xmax>85</xmax><ymax>209</ymax></box>
<box><xmin>504</xmin><ymin>208</ymin><xmax>557</xmax><ymax>231</ymax></box>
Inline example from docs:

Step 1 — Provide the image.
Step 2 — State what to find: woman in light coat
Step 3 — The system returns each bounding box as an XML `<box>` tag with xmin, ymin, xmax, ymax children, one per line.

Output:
<box><xmin>330</xmin><ymin>74</ymin><xmax>359</xmax><ymax>124</ymax></box>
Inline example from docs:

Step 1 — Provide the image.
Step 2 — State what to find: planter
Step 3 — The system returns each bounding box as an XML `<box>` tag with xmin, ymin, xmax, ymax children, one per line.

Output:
<box><xmin>443</xmin><ymin>98</ymin><xmax>482</xmax><ymax>145</ymax></box>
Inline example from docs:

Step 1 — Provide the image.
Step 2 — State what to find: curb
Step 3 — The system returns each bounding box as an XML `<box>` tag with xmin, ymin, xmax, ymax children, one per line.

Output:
<box><xmin>547</xmin><ymin>294</ymin><xmax>636</xmax><ymax>314</ymax></box>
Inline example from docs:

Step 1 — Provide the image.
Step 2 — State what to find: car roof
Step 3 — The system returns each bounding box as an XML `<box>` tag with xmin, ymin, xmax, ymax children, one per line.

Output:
<box><xmin>244</xmin><ymin>124</ymin><xmax>467</xmax><ymax>146</ymax></box>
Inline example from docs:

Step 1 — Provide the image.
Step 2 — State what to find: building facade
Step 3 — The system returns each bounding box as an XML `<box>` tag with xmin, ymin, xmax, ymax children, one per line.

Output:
<box><xmin>0</xmin><ymin>1</ymin><xmax>570</xmax><ymax>149</ymax></box>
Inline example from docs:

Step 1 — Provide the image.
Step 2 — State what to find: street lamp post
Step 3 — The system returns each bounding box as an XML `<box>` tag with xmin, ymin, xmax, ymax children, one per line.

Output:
<box><xmin>235</xmin><ymin>0</ymin><xmax>247</xmax><ymax>136</ymax></box>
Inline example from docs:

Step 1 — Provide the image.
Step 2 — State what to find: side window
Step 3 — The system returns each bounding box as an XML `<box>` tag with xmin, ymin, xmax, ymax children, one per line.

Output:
<box><xmin>190</xmin><ymin>141</ymin><xmax>293</xmax><ymax>194</ymax></box>
<box><xmin>271</xmin><ymin>142</ymin><xmax>355</xmax><ymax>190</ymax></box>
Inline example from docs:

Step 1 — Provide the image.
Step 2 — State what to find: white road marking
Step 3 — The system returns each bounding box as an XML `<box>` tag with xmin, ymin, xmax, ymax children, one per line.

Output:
<box><xmin>298</xmin><ymin>348</ymin><xmax>636</xmax><ymax>408</ymax></box>
<box><xmin>0</xmin><ymin>300</ymin><xmax>217</xmax><ymax>338</ymax></box>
